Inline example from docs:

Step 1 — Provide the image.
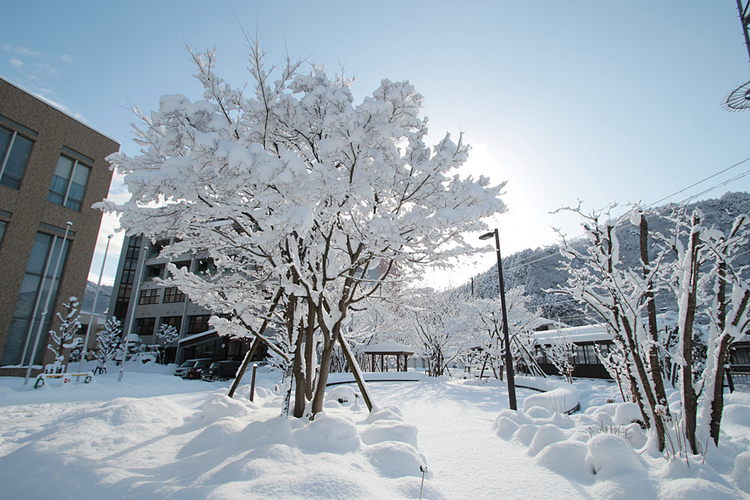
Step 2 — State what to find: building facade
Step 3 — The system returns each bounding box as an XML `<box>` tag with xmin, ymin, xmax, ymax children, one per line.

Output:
<box><xmin>0</xmin><ymin>77</ymin><xmax>119</xmax><ymax>376</ymax></box>
<box><xmin>108</xmin><ymin>235</ymin><xmax>263</xmax><ymax>364</ymax></box>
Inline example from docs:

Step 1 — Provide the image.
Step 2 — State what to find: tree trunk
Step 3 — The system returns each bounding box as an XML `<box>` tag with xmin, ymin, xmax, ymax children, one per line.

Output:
<box><xmin>682</xmin><ymin>222</ymin><xmax>701</xmax><ymax>455</ymax></box>
<box><xmin>640</xmin><ymin>215</ymin><xmax>669</xmax><ymax>452</ymax></box>
<box><xmin>311</xmin><ymin>332</ymin><xmax>334</xmax><ymax>415</ymax></box>
<box><xmin>304</xmin><ymin>301</ymin><xmax>316</xmax><ymax>401</ymax></box>
<box><xmin>709</xmin><ymin>334</ymin><xmax>731</xmax><ymax>446</ymax></box>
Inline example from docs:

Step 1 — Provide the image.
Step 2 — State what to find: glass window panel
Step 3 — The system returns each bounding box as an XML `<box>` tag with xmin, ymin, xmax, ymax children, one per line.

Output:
<box><xmin>53</xmin><ymin>155</ymin><xmax>74</xmax><ymax>179</ymax></box>
<box><xmin>65</xmin><ymin>165</ymin><xmax>89</xmax><ymax>210</ymax></box>
<box><xmin>0</xmin><ymin>128</ymin><xmax>11</xmax><ymax>158</ymax></box>
<box><xmin>1</xmin><ymin>319</ymin><xmax>29</xmax><ymax>365</ymax></box>
<box><xmin>1</xmin><ymin>232</ymin><xmax>68</xmax><ymax>366</ymax></box>
<box><xmin>47</xmin><ymin>156</ymin><xmax>74</xmax><ymax>205</ymax></box>
<box><xmin>0</xmin><ymin>221</ymin><xmax>5</xmax><ymax>246</ymax></box>
<box><xmin>1</xmin><ymin>135</ymin><xmax>33</xmax><ymax>189</ymax></box>
<box><xmin>584</xmin><ymin>345</ymin><xmax>597</xmax><ymax>365</ymax></box>
<box><xmin>26</xmin><ymin>233</ymin><xmax>52</xmax><ymax>275</ymax></box>
<box><xmin>573</xmin><ymin>345</ymin><xmax>584</xmax><ymax>364</ymax></box>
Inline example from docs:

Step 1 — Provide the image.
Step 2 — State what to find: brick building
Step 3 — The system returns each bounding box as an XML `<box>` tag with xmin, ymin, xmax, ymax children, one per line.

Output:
<box><xmin>0</xmin><ymin>77</ymin><xmax>119</xmax><ymax>376</ymax></box>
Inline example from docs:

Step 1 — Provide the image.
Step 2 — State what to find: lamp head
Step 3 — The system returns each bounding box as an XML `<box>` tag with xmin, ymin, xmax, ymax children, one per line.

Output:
<box><xmin>478</xmin><ymin>231</ymin><xmax>495</xmax><ymax>241</ymax></box>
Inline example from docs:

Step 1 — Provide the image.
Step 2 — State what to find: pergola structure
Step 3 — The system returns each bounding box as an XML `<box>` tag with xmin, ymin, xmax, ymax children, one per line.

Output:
<box><xmin>363</xmin><ymin>341</ymin><xmax>415</xmax><ymax>372</ymax></box>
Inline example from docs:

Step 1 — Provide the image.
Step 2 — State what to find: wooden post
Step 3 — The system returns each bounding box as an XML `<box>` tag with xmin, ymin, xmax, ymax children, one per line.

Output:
<box><xmin>338</xmin><ymin>333</ymin><xmax>374</xmax><ymax>412</ymax></box>
<box><xmin>250</xmin><ymin>363</ymin><xmax>258</xmax><ymax>402</ymax></box>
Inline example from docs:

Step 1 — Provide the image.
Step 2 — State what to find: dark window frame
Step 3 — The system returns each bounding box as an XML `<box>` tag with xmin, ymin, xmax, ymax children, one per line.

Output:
<box><xmin>138</xmin><ymin>288</ymin><xmax>160</xmax><ymax>305</ymax></box>
<box><xmin>163</xmin><ymin>286</ymin><xmax>185</xmax><ymax>303</ymax></box>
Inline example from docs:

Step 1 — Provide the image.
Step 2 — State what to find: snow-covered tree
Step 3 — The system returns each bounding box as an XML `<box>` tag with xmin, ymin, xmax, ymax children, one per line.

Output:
<box><xmin>156</xmin><ymin>323</ymin><xmax>180</xmax><ymax>364</ymax></box>
<box><xmin>96</xmin><ymin>317</ymin><xmax>123</xmax><ymax>373</ymax></box>
<box><xmin>462</xmin><ymin>286</ymin><xmax>544</xmax><ymax>379</ymax></box>
<box><xmin>46</xmin><ymin>297</ymin><xmax>81</xmax><ymax>369</ymax></box>
<box><xmin>98</xmin><ymin>44</ymin><xmax>505</xmax><ymax>416</ymax></box>
<box><xmin>545</xmin><ymin>331</ymin><xmax>576</xmax><ymax>383</ymax></box>
<box><xmin>405</xmin><ymin>288</ymin><xmax>469</xmax><ymax>377</ymax></box>
<box><xmin>555</xmin><ymin>205</ymin><xmax>671</xmax><ymax>453</ymax></box>
<box><xmin>662</xmin><ymin>209</ymin><xmax>750</xmax><ymax>452</ymax></box>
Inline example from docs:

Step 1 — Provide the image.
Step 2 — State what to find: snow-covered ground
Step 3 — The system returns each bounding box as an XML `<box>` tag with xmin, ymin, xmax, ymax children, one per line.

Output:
<box><xmin>1</xmin><ymin>363</ymin><xmax>749</xmax><ymax>499</ymax></box>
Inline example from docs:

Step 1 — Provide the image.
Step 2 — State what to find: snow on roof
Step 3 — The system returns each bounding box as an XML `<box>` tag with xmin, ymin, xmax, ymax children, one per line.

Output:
<box><xmin>363</xmin><ymin>341</ymin><xmax>415</xmax><ymax>354</ymax></box>
<box><xmin>178</xmin><ymin>329</ymin><xmax>218</xmax><ymax>345</ymax></box>
<box><xmin>531</xmin><ymin>324</ymin><xmax>612</xmax><ymax>344</ymax></box>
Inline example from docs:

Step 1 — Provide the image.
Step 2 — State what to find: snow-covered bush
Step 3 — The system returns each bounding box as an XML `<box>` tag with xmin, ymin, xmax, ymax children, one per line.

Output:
<box><xmin>46</xmin><ymin>297</ymin><xmax>82</xmax><ymax>369</ymax></box>
<box><xmin>95</xmin><ymin>317</ymin><xmax>123</xmax><ymax>373</ymax></box>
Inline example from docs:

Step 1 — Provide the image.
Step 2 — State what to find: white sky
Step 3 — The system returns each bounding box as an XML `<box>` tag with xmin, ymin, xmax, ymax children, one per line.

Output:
<box><xmin>2</xmin><ymin>1</ymin><xmax>749</xmax><ymax>289</ymax></box>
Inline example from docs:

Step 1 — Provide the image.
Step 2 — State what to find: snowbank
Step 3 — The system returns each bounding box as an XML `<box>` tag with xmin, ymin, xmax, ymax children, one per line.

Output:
<box><xmin>0</xmin><ymin>366</ymin><xmax>443</xmax><ymax>500</ymax></box>
<box><xmin>516</xmin><ymin>376</ymin><xmax>581</xmax><ymax>414</ymax></box>
<box><xmin>492</xmin><ymin>377</ymin><xmax>750</xmax><ymax>499</ymax></box>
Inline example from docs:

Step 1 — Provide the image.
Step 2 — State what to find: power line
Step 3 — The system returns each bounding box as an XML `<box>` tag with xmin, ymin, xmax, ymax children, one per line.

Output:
<box><xmin>647</xmin><ymin>157</ymin><xmax>750</xmax><ymax>208</ymax></box>
<box><xmin>481</xmin><ymin>156</ymin><xmax>750</xmax><ymax>276</ymax></box>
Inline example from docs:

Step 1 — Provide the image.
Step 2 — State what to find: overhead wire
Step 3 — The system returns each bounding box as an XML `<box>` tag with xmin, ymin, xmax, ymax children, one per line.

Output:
<box><xmin>492</xmin><ymin>155</ymin><xmax>750</xmax><ymax>275</ymax></box>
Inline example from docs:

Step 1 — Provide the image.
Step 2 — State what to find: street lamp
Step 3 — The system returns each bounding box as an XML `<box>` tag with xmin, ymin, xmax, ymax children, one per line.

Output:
<box><xmin>78</xmin><ymin>234</ymin><xmax>113</xmax><ymax>372</ymax></box>
<box><xmin>479</xmin><ymin>228</ymin><xmax>517</xmax><ymax>410</ymax></box>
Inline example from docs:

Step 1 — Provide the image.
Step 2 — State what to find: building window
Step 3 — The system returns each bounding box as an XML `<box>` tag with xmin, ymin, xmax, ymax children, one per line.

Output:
<box><xmin>138</xmin><ymin>288</ymin><xmax>160</xmax><ymax>305</ymax></box>
<box><xmin>149</xmin><ymin>239</ymin><xmax>169</xmax><ymax>258</ymax></box>
<box><xmin>135</xmin><ymin>317</ymin><xmax>156</xmax><ymax>336</ymax></box>
<box><xmin>143</xmin><ymin>264</ymin><xmax>164</xmax><ymax>282</ymax></box>
<box><xmin>47</xmin><ymin>155</ymin><xmax>91</xmax><ymax>211</ymax></box>
<box><xmin>163</xmin><ymin>286</ymin><xmax>185</xmax><ymax>303</ymax></box>
<box><xmin>113</xmin><ymin>235</ymin><xmax>142</xmax><ymax>321</ymax></box>
<box><xmin>188</xmin><ymin>315</ymin><xmax>211</xmax><ymax>334</ymax></box>
<box><xmin>195</xmin><ymin>258</ymin><xmax>216</xmax><ymax>275</ymax></box>
<box><xmin>1</xmin><ymin>231</ymin><xmax>70</xmax><ymax>366</ymax></box>
<box><xmin>160</xmin><ymin>316</ymin><xmax>182</xmax><ymax>334</ymax></box>
<box><xmin>0</xmin><ymin>220</ymin><xmax>5</xmax><ymax>247</ymax></box>
<box><xmin>0</xmin><ymin>125</ymin><xmax>34</xmax><ymax>190</ymax></box>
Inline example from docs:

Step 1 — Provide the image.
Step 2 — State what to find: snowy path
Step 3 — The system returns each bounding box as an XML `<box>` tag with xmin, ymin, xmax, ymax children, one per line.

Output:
<box><xmin>372</xmin><ymin>379</ymin><xmax>592</xmax><ymax>500</ymax></box>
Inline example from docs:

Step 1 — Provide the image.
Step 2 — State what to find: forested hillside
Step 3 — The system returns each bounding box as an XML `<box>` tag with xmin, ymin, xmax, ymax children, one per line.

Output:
<box><xmin>81</xmin><ymin>281</ymin><xmax>113</xmax><ymax>315</ymax></box>
<box><xmin>464</xmin><ymin>192</ymin><xmax>750</xmax><ymax>325</ymax></box>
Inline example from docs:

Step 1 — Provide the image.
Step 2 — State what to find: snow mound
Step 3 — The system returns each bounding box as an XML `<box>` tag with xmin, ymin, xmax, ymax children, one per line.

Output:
<box><xmin>526</xmin><ymin>406</ymin><xmax>553</xmax><ymax>419</ymax></box>
<box><xmin>535</xmin><ymin>440</ymin><xmax>592</xmax><ymax>480</ymax></box>
<box><xmin>201</xmin><ymin>393</ymin><xmax>250</xmax><ymax>421</ymax></box>
<box><xmin>493</xmin><ymin>416</ymin><xmax>520</xmax><ymax>440</ymax></box>
<box><xmin>723</xmin><ymin>404</ymin><xmax>750</xmax><ymax>428</ymax></box>
<box><xmin>657</xmin><ymin>477</ymin><xmax>746</xmax><ymax>500</ymax></box>
<box><xmin>586</xmin><ymin>433</ymin><xmax>645</xmax><ymax>479</ymax></box>
<box><xmin>294</xmin><ymin>413</ymin><xmax>360</xmax><ymax>453</ymax></box>
<box><xmin>365</xmin><ymin>405</ymin><xmax>404</xmax><ymax>423</ymax></box>
<box><xmin>360</xmin><ymin>419</ymin><xmax>419</xmax><ymax>447</ymax></box>
<box><xmin>614</xmin><ymin>402</ymin><xmax>643</xmax><ymax>425</ymax></box>
<box><xmin>363</xmin><ymin>441</ymin><xmax>427</xmax><ymax>479</ymax></box>
<box><xmin>731</xmin><ymin>452</ymin><xmax>750</xmax><ymax>492</ymax></box>
<box><xmin>528</xmin><ymin>424</ymin><xmax>567</xmax><ymax>457</ymax></box>
<box><xmin>325</xmin><ymin>385</ymin><xmax>357</xmax><ymax>404</ymax></box>
<box><xmin>179</xmin><ymin>416</ymin><xmax>246</xmax><ymax>457</ymax></box>
<box><xmin>512</xmin><ymin>423</ymin><xmax>539</xmax><ymax>447</ymax></box>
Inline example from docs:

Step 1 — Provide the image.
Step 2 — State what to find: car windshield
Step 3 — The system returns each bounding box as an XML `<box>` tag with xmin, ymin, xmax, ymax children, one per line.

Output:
<box><xmin>195</xmin><ymin>360</ymin><xmax>212</xmax><ymax>368</ymax></box>
<box><xmin>179</xmin><ymin>360</ymin><xmax>196</xmax><ymax>368</ymax></box>
<box><xmin>209</xmin><ymin>362</ymin><xmax>221</xmax><ymax>369</ymax></box>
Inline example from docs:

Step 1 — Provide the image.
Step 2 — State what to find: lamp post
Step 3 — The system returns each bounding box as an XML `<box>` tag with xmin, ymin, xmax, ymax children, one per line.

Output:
<box><xmin>479</xmin><ymin>228</ymin><xmax>517</xmax><ymax>410</ymax></box>
<box><xmin>78</xmin><ymin>234</ymin><xmax>113</xmax><ymax>372</ymax></box>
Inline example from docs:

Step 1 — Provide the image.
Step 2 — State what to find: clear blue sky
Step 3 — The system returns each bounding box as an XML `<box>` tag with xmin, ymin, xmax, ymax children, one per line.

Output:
<box><xmin>2</xmin><ymin>1</ymin><xmax>749</xmax><ymax>289</ymax></box>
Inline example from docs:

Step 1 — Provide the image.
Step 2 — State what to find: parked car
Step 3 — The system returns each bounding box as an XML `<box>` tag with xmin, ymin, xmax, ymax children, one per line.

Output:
<box><xmin>174</xmin><ymin>359</ymin><xmax>200</xmax><ymax>377</ymax></box>
<box><xmin>174</xmin><ymin>358</ymin><xmax>211</xmax><ymax>378</ymax></box>
<box><xmin>201</xmin><ymin>361</ymin><xmax>242</xmax><ymax>382</ymax></box>
<box><xmin>185</xmin><ymin>358</ymin><xmax>213</xmax><ymax>379</ymax></box>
